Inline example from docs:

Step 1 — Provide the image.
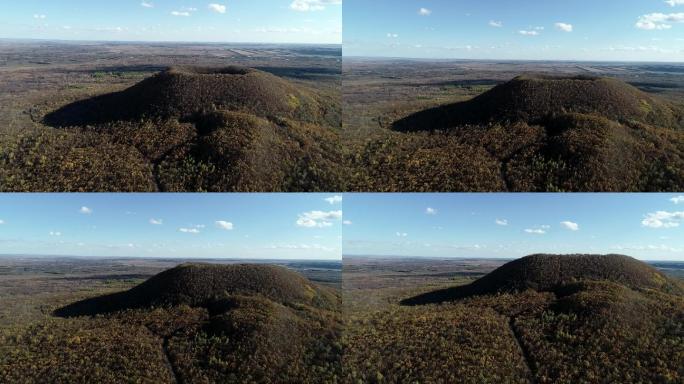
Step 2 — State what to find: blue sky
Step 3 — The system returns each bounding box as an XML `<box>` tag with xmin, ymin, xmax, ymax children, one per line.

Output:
<box><xmin>343</xmin><ymin>194</ymin><xmax>684</xmax><ymax>261</ymax></box>
<box><xmin>0</xmin><ymin>0</ymin><xmax>341</xmax><ymax>44</ymax></box>
<box><xmin>344</xmin><ymin>0</ymin><xmax>684</xmax><ymax>61</ymax></box>
<box><xmin>0</xmin><ymin>194</ymin><xmax>343</xmax><ymax>260</ymax></box>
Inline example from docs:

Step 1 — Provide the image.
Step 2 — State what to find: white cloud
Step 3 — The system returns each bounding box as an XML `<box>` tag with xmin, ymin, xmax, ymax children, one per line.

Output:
<box><xmin>519</xmin><ymin>30</ymin><xmax>539</xmax><ymax>36</ymax></box>
<box><xmin>418</xmin><ymin>8</ymin><xmax>432</xmax><ymax>16</ymax></box>
<box><xmin>33</xmin><ymin>14</ymin><xmax>46</xmax><ymax>19</ymax></box>
<box><xmin>0</xmin><ymin>219</ymin><xmax>4</xmax><ymax>224</ymax></box>
<box><xmin>387</xmin><ymin>33</ymin><xmax>399</xmax><ymax>38</ymax></box>
<box><xmin>489</xmin><ymin>20</ymin><xmax>503</xmax><ymax>27</ymax></box>
<box><xmin>265</xmin><ymin>243</ymin><xmax>335</xmax><ymax>252</ymax></box>
<box><xmin>179</xmin><ymin>228</ymin><xmax>201</xmax><ymax>234</ymax></box>
<box><xmin>611</xmin><ymin>244</ymin><xmax>682</xmax><ymax>252</ymax></box>
<box><xmin>396</xmin><ymin>232</ymin><xmax>408</xmax><ymax>237</ymax></box>
<box><xmin>426</xmin><ymin>207</ymin><xmax>437</xmax><ymax>215</ymax></box>
<box><xmin>495</xmin><ymin>219</ymin><xmax>508</xmax><ymax>226</ymax></box>
<box><xmin>670</xmin><ymin>196</ymin><xmax>684</xmax><ymax>204</ymax></box>
<box><xmin>49</xmin><ymin>231</ymin><xmax>62</xmax><ymax>236</ymax></box>
<box><xmin>171</xmin><ymin>11</ymin><xmax>191</xmax><ymax>17</ymax></box>
<box><xmin>215</xmin><ymin>220</ymin><xmax>234</xmax><ymax>230</ymax></box>
<box><xmin>525</xmin><ymin>225</ymin><xmax>549</xmax><ymax>234</ymax></box>
<box><xmin>141</xmin><ymin>1</ymin><xmax>153</xmax><ymax>8</ymax></box>
<box><xmin>636</xmin><ymin>13</ymin><xmax>683</xmax><ymax>30</ymax></box>
<box><xmin>80</xmin><ymin>206</ymin><xmax>93</xmax><ymax>214</ymax></box>
<box><xmin>208</xmin><ymin>3</ymin><xmax>226</xmax><ymax>14</ymax></box>
<box><xmin>296</xmin><ymin>210</ymin><xmax>342</xmax><ymax>228</ymax></box>
<box><xmin>325</xmin><ymin>195</ymin><xmax>343</xmax><ymax>205</ymax></box>
<box><xmin>149</xmin><ymin>218</ymin><xmax>163</xmax><ymax>225</ymax></box>
<box><xmin>555</xmin><ymin>22</ymin><xmax>573</xmax><ymax>32</ymax></box>
<box><xmin>666</xmin><ymin>0</ymin><xmax>684</xmax><ymax>6</ymax></box>
<box><xmin>642</xmin><ymin>211</ymin><xmax>684</xmax><ymax>228</ymax></box>
<box><xmin>606</xmin><ymin>45</ymin><xmax>674</xmax><ymax>53</ymax></box>
<box><xmin>343</xmin><ymin>220</ymin><xmax>353</xmax><ymax>225</ymax></box>
<box><xmin>560</xmin><ymin>221</ymin><xmax>579</xmax><ymax>231</ymax></box>
<box><xmin>290</xmin><ymin>0</ymin><xmax>341</xmax><ymax>12</ymax></box>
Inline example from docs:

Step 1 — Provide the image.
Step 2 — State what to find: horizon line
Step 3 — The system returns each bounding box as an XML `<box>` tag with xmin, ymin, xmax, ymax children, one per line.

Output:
<box><xmin>342</xmin><ymin>254</ymin><xmax>684</xmax><ymax>263</ymax></box>
<box><xmin>342</xmin><ymin>55</ymin><xmax>684</xmax><ymax>65</ymax></box>
<box><xmin>0</xmin><ymin>37</ymin><xmax>342</xmax><ymax>47</ymax></box>
<box><xmin>0</xmin><ymin>254</ymin><xmax>342</xmax><ymax>262</ymax></box>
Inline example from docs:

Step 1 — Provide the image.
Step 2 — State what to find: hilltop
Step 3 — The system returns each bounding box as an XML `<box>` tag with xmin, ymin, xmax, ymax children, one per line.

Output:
<box><xmin>402</xmin><ymin>254</ymin><xmax>681</xmax><ymax>305</ymax></box>
<box><xmin>393</xmin><ymin>75</ymin><xmax>682</xmax><ymax>131</ymax></box>
<box><xmin>344</xmin><ymin>254</ymin><xmax>684</xmax><ymax>383</ymax></box>
<box><xmin>1</xmin><ymin>65</ymin><xmax>344</xmax><ymax>192</ymax></box>
<box><xmin>1</xmin><ymin>264</ymin><xmax>342</xmax><ymax>383</ymax></box>
<box><xmin>351</xmin><ymin>75</ymin><xmax>684</xmax><ymax>192</ymax></box>
<box><xmin>45</xmin><ymin>66</ymin><xmax>338</xmax><ymax>128</ymax></box>
<box><xmin>55</xmin><ymin>263</ymin><xmax>338</xmax><ymax>317</ymax></box>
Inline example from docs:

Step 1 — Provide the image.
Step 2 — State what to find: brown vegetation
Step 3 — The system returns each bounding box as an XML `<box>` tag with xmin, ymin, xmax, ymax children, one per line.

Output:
<box><xmin>1</xmin><ymin>65</ymin><xmax>343</xmax><ymax>192</ymax></box>
<box><xmin>55</xmin><ymin>263</ymin><xmax>339</xmax><ymax>316</ymax></box>
<box><xmin>402</xmin><ymin>254</ymin><xmax>683</xmax><ymax>305</ymax></box>
<box><xmin>2</xmin><ymin>264</ymin><xmax>342</xmax><ymax>383</ymax></box>
<box><xmin>349</xmin><ymin>75</ymin><xmax>684</xmax><ymax>192</ymax></box>
<box><xmin>393</xmin><ymin>75</ymin><xmax>682</xmax><ymax>131</ymax></box>
<box><xmin>44</xmin><ymin>66</ymin><xmax>338</xmax><ymax>127</ymax></box>
<box><xmin>357</xmin><ymin>254</ymin><xmax>684</xmax><ymax>383</ymax></box>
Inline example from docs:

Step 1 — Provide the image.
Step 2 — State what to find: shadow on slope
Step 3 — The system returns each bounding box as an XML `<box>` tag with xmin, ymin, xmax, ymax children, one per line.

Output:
<box><xmin>392</xmin><ymin>75</ymin><xmax>682</xmax><ymax>132</ymax></box>
<box><xmin>55</xmin><ymin>263</ymin><xmax>338</xmax><ymax>317</ymax></box>
<box><xmin>44</xmin><ymin>66</ymin><xmax>335</xmax><ymax>128</ymax></box>
<box><xmin>1</xmin><ymin>65</ymin><xmax>344</xmax><ymax>192</ymax></box>
<box><xmin>352</xmin><ymin>75</ymin><xmax>684</xmax><ymax>192</ymax></box>
<box><xmin>41</xmin><ymin>263</ymin><xmax>343</xmax><ymax>382</ymax></box>
<box><xmin>401</xmin><ymin>254</ymin><xmax>681</xmax><ymax>306</ymax></box>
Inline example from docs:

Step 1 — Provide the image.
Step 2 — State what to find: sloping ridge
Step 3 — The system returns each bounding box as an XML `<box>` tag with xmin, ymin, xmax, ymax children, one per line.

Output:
<box><xmin>402</xmin><ymin>254</ymin><xmax>681</xmax><ymax>305</ymax></box>
<box><xmin>55</xmin><ymin>263</ymin><xmax>337</xmax><ymax>317</ymax></box>
<box><xmin>393</xmin><ymin>75</ymin><xmax>681</xmax><ymax>132</ymax></box>
<box><xmin>44</xmin><ymin>66</ymin><xmax>328</xmax><ymax>127</ymax></box>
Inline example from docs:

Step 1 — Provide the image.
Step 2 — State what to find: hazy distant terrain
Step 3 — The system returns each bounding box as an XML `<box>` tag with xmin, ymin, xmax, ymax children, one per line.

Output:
<box><xmin>0</xmin><ymin>256</ymin><xmax>341</xmax><ymax>383</ymax></box>
<box><xmin>2</xmin><ymin>255</ymin><xmax>683</xmax><ymax>382</ymax></box>
<box><xmin>344</xmin><ymin>59</ymin><xmax>684</xmax><ymax>139</ymax></box>
<box><xmin>0</xmin><ymin>41</ymin><xmax>340</xmax><ymax>136</ymax></box>
<box><xmin>0</xmin><ymin>255</ymin><xmax>340</xmax><ymax>326</ymax></box>
<box><xmin>342</xmin><ymin>255</ymin><xmax>684</xmax><ymax>383</ymax></box>
<box><xmin>0</xmin><ymin>41</ymin><xmax>342</xmax><ymax>192</ymax></box>
<box><xmin>343</xmin><ymin>59</ymin><xmax>684</xmax><ymax>192</ymax></box>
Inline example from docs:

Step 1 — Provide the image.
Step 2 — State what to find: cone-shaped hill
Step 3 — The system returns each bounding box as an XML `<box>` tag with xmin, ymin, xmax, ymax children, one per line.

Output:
<box><xmin>10</xmin><ymin>66</ymin><xmax>345</xmax><ymax>192</ymax></box>
<box><xmin>48</xmin><ymin>264</ymin><xmax>342</xmax><ymax>382</ymax></box>
<box><xmin>393</xmin><ymin>75</ymin><xmax>683</xmax><ymax>131</ymax></box>
<box><xmin>355</xmin><ymin>75</ymin><xmax>684</xmax><ymax>192</ymax></box>
<box><xmin>55</xmin><ymin>263</ymin><xmax>338</xmax><ymax>317</ymax></box>
<box><xmin>45</xmin><ymin>66</ymin><xmax>337</xmax><ymax>127</ymax></box>
<box><xmin>402</xmin><ymin>254</ymin><xmax>682</xmax><ymax>305</ymax></box>
<box><xmin>347</xmin><ymin>255</ymin><xmax>684</xmax><ymax>383</ymax></box>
